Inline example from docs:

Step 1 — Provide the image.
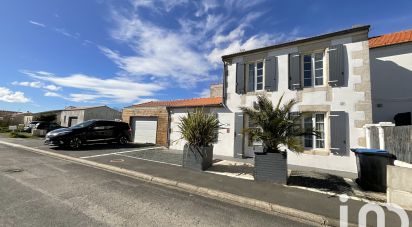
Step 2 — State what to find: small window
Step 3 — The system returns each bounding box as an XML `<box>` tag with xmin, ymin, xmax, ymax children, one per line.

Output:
<box><xmin>302</xmin><ymin>52</ymin><xmax>324</xmax><ymax>87</ymax></box>
<box><xmin>303</xmin><ymin>55</ymin><xmax>312</xmax><ymax>87</ymax></box>
<box><xmin>256</xmin><ymin>62</ymin><xmax>263</xmax><ymax>90</ymax></box>
<box><xmin>314</xmin><ymin>53</ymin><xmax>324</xmax><ymax>86</ymax></box>
<box><xmin>303</xmin><ymin>116</ymin><xmax>313</xmax><ymax>148</ymax></box>
<box><xmin>246</xmin><ymin>61</ymin><xmax>264</xmax><ymax>92</ymax></box>
<box><xmin>315</xmin><ymin>114</ymin><xmax>325</xmax><ymax>148</ymax></box>
<box><xmin>303</xmin><ymin>113</ymin><xmax>325</xmax><ymax>149</ymax></box>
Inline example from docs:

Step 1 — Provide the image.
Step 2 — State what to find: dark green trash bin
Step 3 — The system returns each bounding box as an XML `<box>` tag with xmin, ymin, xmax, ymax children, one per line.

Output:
<box><xmin>351</xmin><ymin>148</ymin><xmax>396</xmax><ymax>192</ymax></box>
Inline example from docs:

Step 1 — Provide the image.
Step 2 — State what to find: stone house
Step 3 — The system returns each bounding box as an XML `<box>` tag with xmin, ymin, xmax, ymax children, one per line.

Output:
<box><xmin>60</xmin><ymin>106</ymin><xmax>121</xmax><ymax>127</ymax></box>
<box><xmin>220</xmin><ymin>25</ymin><xmax>372</xmax><ymax>173</ymax></box>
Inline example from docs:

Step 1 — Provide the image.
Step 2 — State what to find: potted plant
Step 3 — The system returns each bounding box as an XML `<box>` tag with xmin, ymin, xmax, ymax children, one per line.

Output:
<box><xmin>178</xmin><ymin>109</ymin><xmax>220</xmax><ymax>171</ymax></box>
<box><xmin>241</xmin><ymin>95</ymin><xmax>314</xmax><ymax>184</ymax></box>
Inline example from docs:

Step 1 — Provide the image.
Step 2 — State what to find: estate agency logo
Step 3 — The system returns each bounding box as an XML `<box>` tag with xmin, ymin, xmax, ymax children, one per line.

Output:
<box><xmin>339</xmin><ymin>194</ymin><xmax>409</xmax><ymax>227</ymax></box>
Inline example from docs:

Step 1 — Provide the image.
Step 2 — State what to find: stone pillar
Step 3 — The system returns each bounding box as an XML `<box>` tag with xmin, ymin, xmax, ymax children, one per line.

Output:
<box><xmin>363</xmin><ymin>124</ymin><xmax>375</xmax><ymax>148</ymax></box>
<box><xmin>377</xmin><ymin>122</ymin><xmax>395</xmax><ymax>150</ymax></box>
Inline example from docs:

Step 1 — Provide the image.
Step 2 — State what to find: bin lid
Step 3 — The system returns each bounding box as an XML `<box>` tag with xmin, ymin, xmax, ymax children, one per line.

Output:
<box><xmin>351</xmin><ymin>148</ymin><xmax>396</xmax><ymax>158</ymax></box>
<box><xmin>350</xmin><ymin>148</ymin><xmax>387</xmax><ymax>153</ymax></box>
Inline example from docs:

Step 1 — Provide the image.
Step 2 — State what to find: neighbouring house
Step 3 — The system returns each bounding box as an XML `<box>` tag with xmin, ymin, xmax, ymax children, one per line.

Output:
<box><xmin>12</xmin><ymin>112</ymin><xmax>33</xmax><ymax>126</ymax></box>
<box><xmin>220</xmin><ymin>25</ymin><xmax>373</xmax><ymax>173</ymax></box>
<box><xmin>33</xmin><ymin>110</ymin><xmax>63</xmax><ymax>125</ymax></box>
<box><xmin>60</xmin><ymin>106</ymin><xmax>121</xmax><ymax>127</ymax></box>
<box><xmin>122</xmin><ymin>96</ymin><xmax>225</xmax><ymax>152</ymax></box>
<box><xmin>0</xmin><ymin>110</ymin><xmax>22</xmax><ymax>126</ymax></box>
<box><xmin>369</xmin><ymin>29</ymin><xmax>412</xmax><ymax>124</ymax></box>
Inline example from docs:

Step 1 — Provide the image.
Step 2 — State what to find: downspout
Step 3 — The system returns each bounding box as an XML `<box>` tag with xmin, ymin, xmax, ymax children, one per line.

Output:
<box><xmin>166</xmin><ymin>106</ymin><xmax>171</xmax><ymax>148</ymax></box>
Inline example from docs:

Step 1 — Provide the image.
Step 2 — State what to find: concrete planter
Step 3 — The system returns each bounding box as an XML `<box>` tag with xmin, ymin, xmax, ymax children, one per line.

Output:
<box><xmin>254</xmin><ymin>151</ymin><xmax>288</xmax><ymax>184</ymax></box>
<box><xmin>182</xmin><ymin>144</ymin><xmax>213</xmax><ymax>171</ymax></box>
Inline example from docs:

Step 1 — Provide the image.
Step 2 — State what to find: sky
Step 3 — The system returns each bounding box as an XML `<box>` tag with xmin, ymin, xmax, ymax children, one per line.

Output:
<box><xmin>1</xmin><ymin>0</ymin><xmax>412</xmax><ymax>113</ymax></box>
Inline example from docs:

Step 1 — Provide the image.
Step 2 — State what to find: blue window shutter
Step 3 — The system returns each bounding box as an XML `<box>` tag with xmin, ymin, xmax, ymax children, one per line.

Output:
<box><xmin>330</xmin><ymin>111</ymin><xmax>349</xmax><ymax>155</ymax></box>
<box><xmin>328</xmin><ymin>44</ymin><xmax>345</xmax><ymax>87</ymax></box>
<box><xmin>236</xmin><ymin>63</ymin><xmax>245</xmax><ymax>94</ymax></box>
<box><xmin>265</xmin><ymin>57</ymin><xmax>278</xmax><ymax>92</ymax></box>
<box><xmin>289</xmin><ymin>53</ymin><xmax>301</xmax><ymax>90</ymax></box>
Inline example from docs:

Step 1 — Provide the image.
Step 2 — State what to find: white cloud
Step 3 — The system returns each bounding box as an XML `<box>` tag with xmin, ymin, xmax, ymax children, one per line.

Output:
<box><xmin>102</xmin><ymin>12</ymin><xmax>214</xmax><ymax>86</ymax></box>
<box><xmin>0</xmin><ymin>87</ymin><xmax>30</xmax><ymax>103</ymax></box>
<box><xmin>44</xmin><ymin>91</ymin><xmax>62</xmax><ymax>97</ymax></box>
<box><xmin>25</xmin><ymin>71</ymin><xmax>163</xmax><ymax>103</ymax></box>
<box><xmin>43</xmin><ymin>84</ymin><xmax>61</xmax><ymax>91</ymax></box>
<box><xmin>196</xmin><ymin>88</ymin><xmax>210</xmax><ymax>98</ymax></box>
<box><xmin>13</xmin><ymin>80</ymin><xmax>61</xmax><ymax>91</ymax></box>
<box><xmin>102</xmin><ymin>1</ymin><xmax>294</xmax><ymax>87</ymax></box>
<box><xmin>54</xmin><ymin>28</ymin><xmax>79</xmax><ymax>39</ymax></box>
<box><xmin>29</xmin><ymin>20</ymin><xmax>46</xmax><ymax>28</ymax></box>
<box><xmin>131</xmin><ymin>0</ymin><xmax>188</xmax><ymax>12</ymax></box>
<box><xmin>12</xmin><ymin>81</ymin><xmax>42</xmax><ymax>88</ymax></box>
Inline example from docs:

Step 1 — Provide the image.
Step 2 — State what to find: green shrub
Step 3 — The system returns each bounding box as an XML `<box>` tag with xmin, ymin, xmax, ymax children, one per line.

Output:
<box><xmin>9</xmin><ymin>131</ymin><xmax>30</xmax><ymax>138</ymax></box>
<box><xmin>0</xmin><ymin>127</ymin><xmax>11</xmax><ymax>133</ymax></box>
<box><xmin>178</xmin><ymin>109</ymin><xmax>220</xmax><ymax>148</ymax></box>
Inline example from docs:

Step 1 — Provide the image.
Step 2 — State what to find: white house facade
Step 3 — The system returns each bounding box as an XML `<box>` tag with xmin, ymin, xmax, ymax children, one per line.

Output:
<box><xmin>369</xmin><ymin>29</ymin><xmax>412</xmax><ymax>124</ymax></box>
<box><xmin>219</xmin><ymin>26</ymin><xmax>373</xmax><ymax>173</ymax></box>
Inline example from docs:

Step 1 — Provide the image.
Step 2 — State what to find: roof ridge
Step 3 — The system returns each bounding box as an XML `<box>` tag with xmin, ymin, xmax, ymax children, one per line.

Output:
<box><xmin>133</xmin><ymin>96</ymin><xmax>222</xmax><ymax>108</ymax></box>
<box><xmin>369</xmin><ymin>28</ymin><xmax>412</xmax><ymax>48</ymax></box>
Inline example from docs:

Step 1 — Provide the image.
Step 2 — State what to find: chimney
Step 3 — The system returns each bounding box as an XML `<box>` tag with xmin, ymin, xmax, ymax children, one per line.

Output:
<box><xmin>210</xmin><ymin>84</ymin><xmax>223</xmax><ymax>98</ymax></box>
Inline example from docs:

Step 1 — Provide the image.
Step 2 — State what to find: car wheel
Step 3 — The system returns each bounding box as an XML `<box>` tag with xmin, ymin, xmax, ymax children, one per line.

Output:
<box><xmin>119</xmin><ymin>135</ymin><xmax>128</xmax><ymax>145</ymax></box>
<box><xmin>69</xmin><ymin>137</ymin><xmax>82</xmax><ymax>149</ymax></box>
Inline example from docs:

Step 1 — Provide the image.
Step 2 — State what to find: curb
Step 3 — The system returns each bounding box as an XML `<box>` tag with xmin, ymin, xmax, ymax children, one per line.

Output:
<box><xmin>0</xmin><ymin>140</ymin><xmax>352</xmax><ymax>226</ymax></box>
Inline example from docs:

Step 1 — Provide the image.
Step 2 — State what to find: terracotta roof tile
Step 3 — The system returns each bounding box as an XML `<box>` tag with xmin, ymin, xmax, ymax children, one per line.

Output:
<box><xmin>133</xmin><ymin>97</ymin><xmax>222</xmax><ymax>108</ymax></box>
<box><xmin>369</xmin><ymin>29</ymin><xmax>412</xmax><ymax>48</ymax></box>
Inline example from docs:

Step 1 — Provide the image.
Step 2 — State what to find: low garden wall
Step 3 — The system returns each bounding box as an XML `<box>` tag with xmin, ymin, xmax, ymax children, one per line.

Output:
<box><xmin>387</xmin><ymin>165</ymin><xmax>412</xmax><ymax>211</ymax></box>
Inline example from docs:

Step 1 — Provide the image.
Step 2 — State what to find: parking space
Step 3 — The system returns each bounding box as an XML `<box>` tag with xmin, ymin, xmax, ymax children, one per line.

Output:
<box><xmin>0</xmin><ymin>135</ymin><xmax>182</xmax><ymax>167</ymax></box>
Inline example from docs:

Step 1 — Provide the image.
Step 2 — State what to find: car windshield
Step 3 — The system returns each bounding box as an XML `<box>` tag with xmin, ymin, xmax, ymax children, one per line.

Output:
<box><xmin>70</xmin><ymin>120</ymin><xmax>95</xmax><ymax>129</ymax></box>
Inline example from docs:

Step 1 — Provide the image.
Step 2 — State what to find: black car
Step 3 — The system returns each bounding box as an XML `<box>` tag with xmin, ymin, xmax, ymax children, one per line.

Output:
<box><xmin>35</xmin><ymin>121</ymin><xmax>63</xmax><ymax>132</ymax></box>
<box><xmin>45</xmin><ymin>120</ymin><xmax>131</xmax><ymax>149</ymax></box>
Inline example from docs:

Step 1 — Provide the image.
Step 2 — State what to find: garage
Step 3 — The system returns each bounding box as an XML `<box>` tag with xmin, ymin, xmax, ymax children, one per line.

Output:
<box><xmin>132</xmin><ymin>117</ymin><xmax>158</xmax><ymax>144</ymax></box>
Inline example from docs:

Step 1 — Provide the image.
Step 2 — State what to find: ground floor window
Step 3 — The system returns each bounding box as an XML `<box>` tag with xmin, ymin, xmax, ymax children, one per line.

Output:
<box><xmin>303</xmin><ymin>113</ymin><xmax>325</xmax><ymax>149</ymax></box>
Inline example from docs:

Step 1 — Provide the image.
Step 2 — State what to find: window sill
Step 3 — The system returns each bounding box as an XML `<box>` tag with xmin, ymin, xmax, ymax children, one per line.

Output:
<box><xmin>302</xmin><ymin>149</ymin><xmax>330</xmax><ymax>156</ymax></box>
<box><xmin>245</xmin><ymin>91</ymin><xmax>267</xmax><ymax>96</ymax></box>
<box><xmin>299</xmin><ymin>86</ymin><xmax>329</xmax><ymax>92</ymax></box>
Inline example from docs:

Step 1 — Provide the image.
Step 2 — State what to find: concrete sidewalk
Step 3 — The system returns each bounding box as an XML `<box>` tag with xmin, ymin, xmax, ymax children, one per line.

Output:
<box><xmin>87</xmin><ymin>153</ymin><xmax>410</xmax><ymax>226</ymax></box>
<box><xmin>0</xmin><ymin>137</ymin><xmax>410</xmax><ymax>226</ymax></box>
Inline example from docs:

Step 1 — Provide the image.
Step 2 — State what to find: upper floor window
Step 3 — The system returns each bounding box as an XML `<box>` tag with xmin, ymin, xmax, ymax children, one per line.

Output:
<box><xmin>247</xmin><ymin>61</ymin><xmax>264</xmax><ymax>92</ymax></box>
<box><xmin>302</xmin><ymin>52</ymin><xmax>324</xmax><ymax>87</ymax></box>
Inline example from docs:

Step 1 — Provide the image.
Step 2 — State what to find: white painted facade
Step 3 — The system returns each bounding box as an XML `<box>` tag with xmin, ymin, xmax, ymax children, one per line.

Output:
<box><xmin>219</xmin><ymin>28</ymin><xmax>372</xmax><ymax>173</ymax></box>
<box><xmin>169</xmin><ymin>107</ymin><xmax>235</xmax><ymax>157</ymax></box>
<box><xmin>370</xmin><ymin>42</ymin><xmax>412</xmax><ymax>123</ymax></box>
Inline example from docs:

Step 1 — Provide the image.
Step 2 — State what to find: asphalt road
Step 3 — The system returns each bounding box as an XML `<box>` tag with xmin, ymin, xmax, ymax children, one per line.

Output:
<box><xmin>0</xmin><ymin>143</ymin><xmax>309</xmax><ymax>227</ymax></box>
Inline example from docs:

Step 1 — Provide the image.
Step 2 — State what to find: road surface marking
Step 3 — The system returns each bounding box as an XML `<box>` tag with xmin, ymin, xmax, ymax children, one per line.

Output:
<box><xmin>115</xmin><ymin>153</ymin><xmax>182</xmax><ymax>167</ymax></box>
<box><xmin>79</xmin><ymin>146</ymin><xmax>161</xmax><ymax>159</ymax></box>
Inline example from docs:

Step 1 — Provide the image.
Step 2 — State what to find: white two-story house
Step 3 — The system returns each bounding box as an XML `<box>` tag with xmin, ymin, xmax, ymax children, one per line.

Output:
<box><xmin>218</xmin><ymin>25</ymin><xmax>372</xmax><ymax>173</ymax></box>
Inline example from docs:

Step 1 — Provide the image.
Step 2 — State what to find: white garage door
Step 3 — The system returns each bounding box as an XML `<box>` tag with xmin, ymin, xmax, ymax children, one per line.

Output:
<box><xmin>133</xmin><ymin>117</ymin><xmax>157</xmax><ymax>144</ymax></box>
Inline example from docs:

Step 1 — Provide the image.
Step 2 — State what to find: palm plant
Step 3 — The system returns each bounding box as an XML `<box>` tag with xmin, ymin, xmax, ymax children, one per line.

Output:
<box><xmin>178</xmin><ymin>109</ymin><xmax>219</xmax><ymax>148</ymax></box>
<box><xmin>240</xmin><ymin>95</ymin><xmax>312</xmax><ymax>153</ymax></box>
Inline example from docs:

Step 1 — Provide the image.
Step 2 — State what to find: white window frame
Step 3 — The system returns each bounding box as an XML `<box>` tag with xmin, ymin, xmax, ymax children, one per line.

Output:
<box><xmin>255</xmin><ymin>61</ymin><xmax>264</xmax><ymax>91</ymax></box>
<box><xmin>301</xmin><ymin>51</ymin><xmax>325</xmax><ymax>87</ymax></box>
<box><xmin>303</xmin><ymin>113</ymin><xmax>326</xmax><ymax>150</ymax></box>
<box><xmin>246</xmin><ymin>60</ymin><xmax>265</xmax><ymax>92</ymax></box>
